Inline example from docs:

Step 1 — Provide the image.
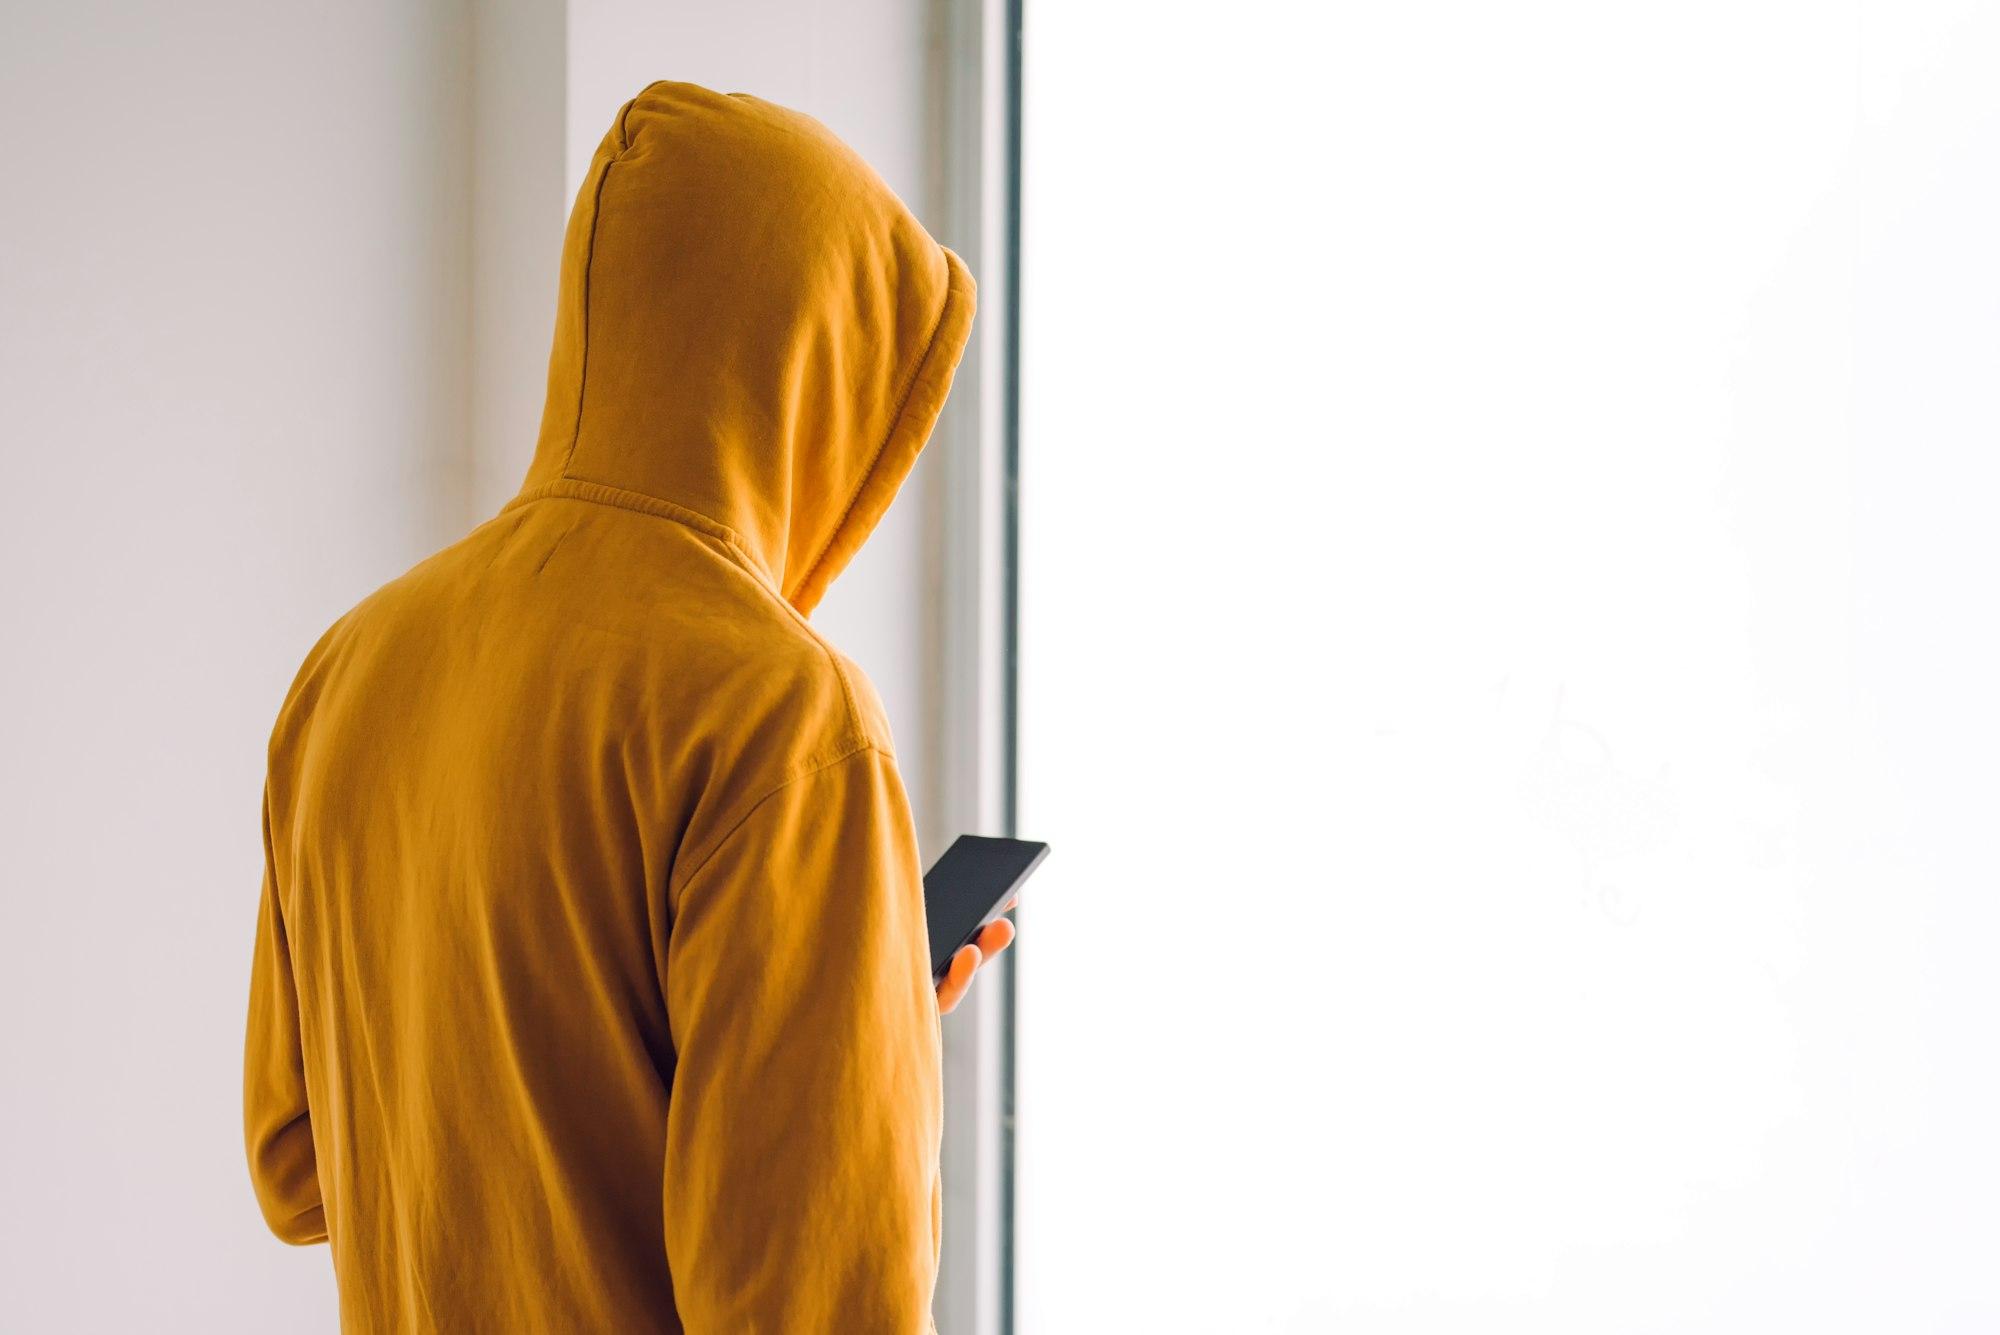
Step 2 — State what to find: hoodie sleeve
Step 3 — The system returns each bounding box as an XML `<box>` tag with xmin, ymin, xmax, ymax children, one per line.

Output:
<box><xmin>660</xmin><ymin>743</ymin><xmax>944</xmax><ymax>1333</ymax></box>
<box><xmin>243</xmin><ymin>783</ymin><xmax>327</xmax><ymax>1245</ymax></box>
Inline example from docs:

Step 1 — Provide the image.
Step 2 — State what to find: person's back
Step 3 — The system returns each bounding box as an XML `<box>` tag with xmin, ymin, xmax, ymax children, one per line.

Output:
<box><xmin>243</xmin><ymin>81</ymin><xmax>976</xmax><ymax>1332</ymax></box>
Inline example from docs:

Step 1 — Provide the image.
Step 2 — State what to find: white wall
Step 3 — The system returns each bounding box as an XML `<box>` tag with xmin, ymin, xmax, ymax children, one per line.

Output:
<box><xmin>470</xmin><ymin>0</ymin><xmax>569</xmax><ymax>521</ymax></box>
<box><xmin>0</xmin><ymin>2</ymin><xmax>471</xmax><ymax>1330</ymax></box>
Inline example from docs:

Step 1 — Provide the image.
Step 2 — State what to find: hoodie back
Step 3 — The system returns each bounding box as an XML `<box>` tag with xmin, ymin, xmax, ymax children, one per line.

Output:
<box><xmin>243</xmin><ymin>81</ymin><xmax>975</xmax><ymax>1332</ymax></box>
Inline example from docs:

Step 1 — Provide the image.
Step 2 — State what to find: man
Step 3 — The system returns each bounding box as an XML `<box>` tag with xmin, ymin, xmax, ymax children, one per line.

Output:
<box><xmin>243</xmin><ymin>80</ymin><xmax>1007</xmax><ymax>1332</ymax></box>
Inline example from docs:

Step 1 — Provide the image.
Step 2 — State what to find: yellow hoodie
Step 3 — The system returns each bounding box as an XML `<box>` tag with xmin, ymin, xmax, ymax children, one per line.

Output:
<box><xmin>243</xmin><ymin>81</ymin><xmax>975</xmax><ymax>1332</ymax></box>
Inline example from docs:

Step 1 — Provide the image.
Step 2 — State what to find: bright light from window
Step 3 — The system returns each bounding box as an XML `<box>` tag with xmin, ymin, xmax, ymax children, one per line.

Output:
<box><xmin>1015</xmin><ymin>3</ymin><xmax>2000</xmax><ymax>1330</ymax></box>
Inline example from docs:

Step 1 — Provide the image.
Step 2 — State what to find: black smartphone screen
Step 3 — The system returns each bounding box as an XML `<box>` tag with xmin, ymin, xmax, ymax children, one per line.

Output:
<box><xmin>923</xmin><ymin>835</ymin><xmax>1050</xmax><ymax>982</ymax></box>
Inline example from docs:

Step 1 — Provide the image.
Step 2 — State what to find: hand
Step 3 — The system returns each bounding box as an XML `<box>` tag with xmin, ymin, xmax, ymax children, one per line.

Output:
<box><xmin>936</xmin><ymin>898</ymin><xmax>1017</xmax><ymax>1015</ymax></box>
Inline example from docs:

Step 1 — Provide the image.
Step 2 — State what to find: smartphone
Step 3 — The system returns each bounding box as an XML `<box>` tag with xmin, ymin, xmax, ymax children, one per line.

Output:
<box><xmin>924</xmin><ymin>835</ymin><xmax>1050</xmax><ymax>983</ymax></box>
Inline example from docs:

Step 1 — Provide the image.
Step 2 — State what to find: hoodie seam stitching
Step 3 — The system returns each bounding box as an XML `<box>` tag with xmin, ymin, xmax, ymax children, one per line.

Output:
<box><xmin>785</xmin><ymin>248</ymin><xmax>958</xmax><ymax>604</ymax></box>
<box><xmin>667</xmin><ymin>743</ymin><xmax>885</xmax><ymax>915</ymax></box>
<box><xmin>616</xmin><ymin>89</ymin><xmax>649</xmax><ymax>150</ymax></box>
<box><xmin>501</xmin><ymin>479</ymin><xmax>765</xmax><ymax>570</ymax></box>
<box><xmin>556</xmin><ymin>123</ymin><xmax>630</xmax><ymax>482</ymax></box>
<box><xmin>824</xmin><ymin>643</ymin><xmax>865</xmax><ymax>749</ymax></box>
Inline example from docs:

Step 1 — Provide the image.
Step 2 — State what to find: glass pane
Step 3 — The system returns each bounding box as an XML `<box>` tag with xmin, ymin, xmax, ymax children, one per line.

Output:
<box><xmin>1015</xmin><ymin>3</ymin><xmax>2000</xmax><ymax>1330</ymax></box>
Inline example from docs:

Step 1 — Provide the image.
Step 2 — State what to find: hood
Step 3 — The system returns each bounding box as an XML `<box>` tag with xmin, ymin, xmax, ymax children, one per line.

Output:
<box><xmin>513</xmin><ymin>81</ymin><xmax>977</xmax><ymax>616</ymax></box>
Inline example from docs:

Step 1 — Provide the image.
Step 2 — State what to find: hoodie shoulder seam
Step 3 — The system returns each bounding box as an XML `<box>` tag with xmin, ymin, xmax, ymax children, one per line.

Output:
<box><xmin>727</xmin><ymin>550</ymin><xmax>877</xmax><ymax>753</ymax></box>
<box><xmin>666</xmin><ymin>742</ymin><xmax>887</xmax><ymax>912</ymax></box>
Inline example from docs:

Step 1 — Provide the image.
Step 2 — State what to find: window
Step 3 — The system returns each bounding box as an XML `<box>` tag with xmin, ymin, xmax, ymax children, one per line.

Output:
<box><xmin>1014</xmin><ymin>3</ymin><xmax>2000</xmax><ymax>1328</ymax></box>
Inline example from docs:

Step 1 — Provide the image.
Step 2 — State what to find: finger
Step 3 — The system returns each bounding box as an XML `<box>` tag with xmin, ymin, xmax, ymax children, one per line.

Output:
<box><xmin>939</xmin><ymin>947</ymin><xmax>976</xmax><ymax>1013</ymax></box>
<box><xmin>937</xmin><ymin>943</ymin><xmax>982</xmax><ymax>1014</ymax></box>
<box><xmin>974</xmin><ymin>917</ymin><xmax>1015</xmax><ymax>958</ymax></box>
<box><xmin>953</xmin><ymin>941</ymin><xmax>983</xmax><ymax>983</ymax></box>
